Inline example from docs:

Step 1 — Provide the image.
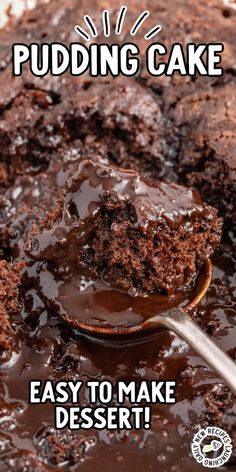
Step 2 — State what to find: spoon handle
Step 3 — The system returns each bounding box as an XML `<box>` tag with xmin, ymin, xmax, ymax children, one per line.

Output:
<box><xmin>150</xmin><ymin>308</ymin><xmax>236</xmax><ymax>392</ymax></box>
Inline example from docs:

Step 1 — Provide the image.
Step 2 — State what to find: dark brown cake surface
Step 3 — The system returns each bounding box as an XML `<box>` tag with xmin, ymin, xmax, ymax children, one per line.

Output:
<box><xmin>175</xmin><ymin>84</ymin><xmax>236</xmax><ymax>223</ymax></box>
<box><xmin>1</xmin><ymin>0</ymin><xmax>236</xmax><ymax>221</ymax></box>
<box><xmin>0</xmin><ymin>0</ymin><xmax>235</xmax><ymax>471</ymax></box>
<box><xmin>0</xmin><ymin>260</ymin><xmax>25</xmax><ymax>362</ymax></box>
<box><xmin>25</xmin><ymin>160</ymin><xmax>222</xmax><ymax>296</ymax></box>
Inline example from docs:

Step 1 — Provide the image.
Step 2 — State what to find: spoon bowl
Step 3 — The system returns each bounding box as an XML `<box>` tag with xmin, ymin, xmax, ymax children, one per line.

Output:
<box><xmin>68</xmin><ymin>259</ymin><xmax>236</xmax><ymax>392</ymax></box>
<box><xmin>72</xmin><ymin>259</ymin><xmax>213</xmax><ymax>337</ymax></box>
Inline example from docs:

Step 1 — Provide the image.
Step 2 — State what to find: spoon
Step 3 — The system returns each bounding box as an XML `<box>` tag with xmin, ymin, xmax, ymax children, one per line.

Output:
<box><xmin>68</xmin><ymin>260</ymin><xmax>236</xmax><ymax>392</ymax></box>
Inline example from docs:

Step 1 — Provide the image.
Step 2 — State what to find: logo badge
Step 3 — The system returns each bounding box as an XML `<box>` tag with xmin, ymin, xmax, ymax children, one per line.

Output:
<box><xmin>191</xmin><ymin>427</ymin><xmax>232</xmax><ymax>468</ymax></box>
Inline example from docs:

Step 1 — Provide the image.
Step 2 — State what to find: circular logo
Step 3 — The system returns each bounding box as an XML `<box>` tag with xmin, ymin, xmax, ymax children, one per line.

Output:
<box><xmin>191</xmin><ymin>426</ymin><xmax>232</xmax><ymax>468</ymax></box>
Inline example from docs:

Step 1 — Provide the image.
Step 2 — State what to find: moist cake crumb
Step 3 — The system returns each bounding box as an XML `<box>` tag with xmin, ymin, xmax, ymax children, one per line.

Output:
<box><xmin>0</xmin><ymin>260</ymin><xmax>25</xmax><ymax>359</ymax></box>
<box><xmin>175</xmin><ymin>84</ymin><xmax>236</xmax><ymax>225</ymax></box>
<box><xmin>25</xmin><ymin>160</ymin><xmax>222</xmax><ymax>295</ymax></box>
<box><xmin>35</xmin><ymin>427</ymin><xmax>95</xmax><ymax>466</ymax></box>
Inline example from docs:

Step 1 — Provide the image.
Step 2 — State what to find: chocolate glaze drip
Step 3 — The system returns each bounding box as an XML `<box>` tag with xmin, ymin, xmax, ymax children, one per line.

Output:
<box><xmin>0</xmin><ymin>0</ymin><xmax>235</xmax><ymax>469</ymax></box>
<box><xmin>25</xmin><ymin>159</ymin><xmax>205</xmax><ymax>259</ymax></box>
<box><xmin>24</xmin><ymin>160</ymin><xmax>221</xmax><ymax>302</ymax></box>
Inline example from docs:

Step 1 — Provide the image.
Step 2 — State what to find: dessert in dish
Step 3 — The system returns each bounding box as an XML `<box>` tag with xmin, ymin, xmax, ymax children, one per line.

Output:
<box><xmin>0</xmin><ymin>77</ymin><xmax>168</xmax><ymax>184</ymax></box>
<box><xmin>0</xmin><ymin>0</ymin><xmax>235</xmax><ymax>471</ymax></box>
<box><xmin>175</xmin><ymin>83</ymin><xmax>236</xmax><ymax>224</ymax></box>
<box><xmin>25</xmin><ymin>160</ymin><xmax>222</xmax><ymax>296</ymax></box>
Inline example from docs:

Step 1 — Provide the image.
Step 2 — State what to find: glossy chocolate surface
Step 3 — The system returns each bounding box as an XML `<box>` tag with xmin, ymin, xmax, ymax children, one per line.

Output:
<box><xmin>0</xmin><ymin>152</ymin><xmax>235</xmax><ymax>472</ymax></box>
<box><xmin>0</xmin><ymin>0</ymin><xmax>235</xmax><ymax>470</ymax></box>
<box><xmin>0</xmin><ymin>234</ymin><xmax>236</xmax><ymax>471</ymax></box>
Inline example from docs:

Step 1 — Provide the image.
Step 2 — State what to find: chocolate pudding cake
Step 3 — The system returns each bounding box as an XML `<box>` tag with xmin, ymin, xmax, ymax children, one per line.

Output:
<box><xmin>25</xmin><ymin>160</ymin><xmax>222</xmax><ymax>296</ymax></box>
<box><xmin>0</xmin><ymin>0</ymin><xmax>235</xmax><ymax>471</ymax></box>
<box><xmin>175</xmin><ymin>84</ymin><xmax>236</xmax><ymax>224</ymax></box>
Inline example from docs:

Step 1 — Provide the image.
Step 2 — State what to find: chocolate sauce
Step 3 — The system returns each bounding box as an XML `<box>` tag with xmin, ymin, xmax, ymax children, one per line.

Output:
<box><xmin>0</xmin><ymin>0</ymin><xmax>235</xmax><ymax>466</ymax></box>
<box><xmin>25</xmin><ymin>263</ymin><xmax>189</xmax><ymax>328</ymax></box>
<box><xmin>24</xmin><ymin>160</ymin><xmax>205</xmax><ymax>263</ymax></box>
<box><xmin>0</xmin><ymin>154</ymin><xmax>235</xmax><ymax>470</ymax></box>
<box><xmin>23</xmin><ymin>160</ymin><xmax>221</xmax><ymax>310</ymax></box>
<box><xmin>0</xmin><ymin>234</ymin><xmax>235</xmax><ymax>471</ymax></box>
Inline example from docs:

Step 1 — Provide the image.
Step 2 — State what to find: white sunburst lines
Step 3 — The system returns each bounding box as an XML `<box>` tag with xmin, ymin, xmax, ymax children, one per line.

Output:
<box><xmin>74</xmin><ymin>6</ymin><xmax>162</xmax><ymax>42</ymax></box>
<box><xmin>84</xmin><ymin>15</ymin><xmax>98</xmax><ymax>38</ymax></box>
<box><xmin>74</xmin><ymin>25</ymin><xmax>90</xmax><ymax>41</ymax></box>
<box><xmin>102</xmin><ymin>10</ymin><xmax>110</xmax><ymax>37</ymax></box>
<box><xmin>115</xmin><ymin>5</ymin><xmax>127</xmax><ymax>35</ymax></box>
<box><xmin>145</xmin><ymin>24</ymin><xmax>162</xmax><ymax>40</ymax></box>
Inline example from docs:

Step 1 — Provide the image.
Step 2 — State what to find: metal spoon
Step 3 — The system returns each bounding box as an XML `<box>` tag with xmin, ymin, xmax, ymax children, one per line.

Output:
<box><xmin>72</xmin><ymin>260</ymin><xmax>236</xmax><ymax>392</ymax></box>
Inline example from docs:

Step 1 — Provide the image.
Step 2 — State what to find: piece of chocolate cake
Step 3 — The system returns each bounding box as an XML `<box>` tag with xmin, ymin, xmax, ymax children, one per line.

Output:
<box><xmin>60</xmin><ymin>79</ymin><xmax>167</xmax><ymax>180</ymax></box>
<box><xmin>0</xmin><ymin>260</ymin><xmax>25</xmax><ymax>363</ymax></box>
<box><xmin>0</xmin><ymin>77</ymin><xmax>167</xmax><ymax>188</ymax></box>
<box><xmin>175</xmin><ymin>84</ymin><xmax>236</xmax><ymax>225</ymax></box>
<box><xmin>25</xmin><ymin>160</ymin><xmax>222</xmax><ymax>295</ymax></box>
